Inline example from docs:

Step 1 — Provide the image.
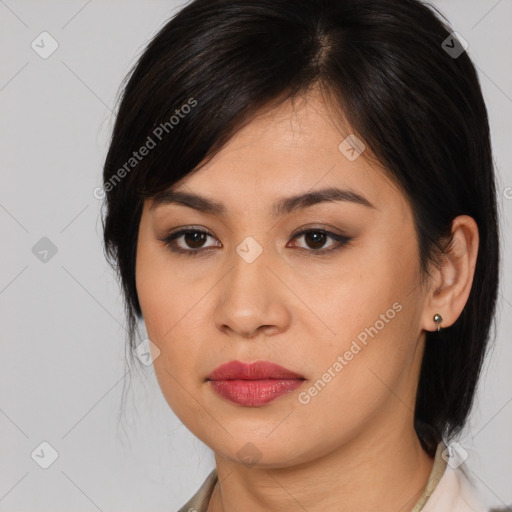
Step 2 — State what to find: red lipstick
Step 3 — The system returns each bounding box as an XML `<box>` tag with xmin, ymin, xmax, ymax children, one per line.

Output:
<box><xmin>206</xmin><ymin>360</ymin><xmax>305</xmax><ymax>407</ymax></box>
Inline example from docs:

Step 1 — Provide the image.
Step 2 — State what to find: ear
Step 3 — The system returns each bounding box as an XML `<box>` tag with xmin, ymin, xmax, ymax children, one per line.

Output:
<box><xmin>422</xmin><ymin>215</ymin><xmax>479</xmax><ymax>332</ymax></box>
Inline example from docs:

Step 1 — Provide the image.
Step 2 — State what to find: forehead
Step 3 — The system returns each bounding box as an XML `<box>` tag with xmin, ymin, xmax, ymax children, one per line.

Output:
<box><xmin>149</xmin><ymin>92</ymin><xmax>406</xmax><ymax>218</ymax></box>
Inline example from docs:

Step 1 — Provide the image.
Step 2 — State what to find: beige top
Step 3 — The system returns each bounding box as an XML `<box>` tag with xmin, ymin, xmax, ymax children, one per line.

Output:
<box><xmin>177</xmin><ymin>442</ymin><xmax>489</xmax><ymax>512</ymax></box>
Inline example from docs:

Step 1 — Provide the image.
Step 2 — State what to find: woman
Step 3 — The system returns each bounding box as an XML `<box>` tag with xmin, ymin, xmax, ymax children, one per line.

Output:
<box><xmin>101</xmin><ymin>0</ymin><xmax>502</xmax><ymax>510</ymax></box>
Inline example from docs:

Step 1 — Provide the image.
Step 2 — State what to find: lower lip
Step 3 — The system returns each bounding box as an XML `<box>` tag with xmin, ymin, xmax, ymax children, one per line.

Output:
<box><xmin>208</xmin><ymin>379</ymin><xmax>304</xmax><ymax>406</ymax></box>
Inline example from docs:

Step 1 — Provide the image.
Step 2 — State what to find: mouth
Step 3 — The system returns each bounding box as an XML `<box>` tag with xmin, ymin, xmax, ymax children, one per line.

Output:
<box><xmin>206</xmin><ymin>360</ymin><xmax>306</xmax><ymax>407</ymax></box>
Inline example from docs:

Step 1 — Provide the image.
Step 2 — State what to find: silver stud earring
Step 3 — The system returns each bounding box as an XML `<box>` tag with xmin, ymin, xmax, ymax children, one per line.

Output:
<box><xmin>433</xmin><ymin>313</ymin><xmax>443</xmax><ymax>332</ymax></box>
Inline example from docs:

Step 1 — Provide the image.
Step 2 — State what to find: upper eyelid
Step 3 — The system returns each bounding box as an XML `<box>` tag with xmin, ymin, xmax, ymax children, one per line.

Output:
<box><xmin>163</xmin><ymin>225</ymin><xmax>345</xmax><ymax>239</ymax></box>
<box><xmin>164</xmin><ymin>221</ymin><xmax>347</xmax><ymax>235</ymax></box>
<box><xmin>161</xmin><ymin>226</ymin><xmax>349</xmax><ymax>251</ymax></box>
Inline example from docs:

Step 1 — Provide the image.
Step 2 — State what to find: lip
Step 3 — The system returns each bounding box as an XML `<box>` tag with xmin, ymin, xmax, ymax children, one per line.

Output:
<box><xmin>206</xmin><ymin>360</ymin><xmax>305</xmax><ymax>407</ymax></box>
<box><xmin>208</xmin><ymin>360</ymin><xmax>304</xmax><ymax>381</ymax></box>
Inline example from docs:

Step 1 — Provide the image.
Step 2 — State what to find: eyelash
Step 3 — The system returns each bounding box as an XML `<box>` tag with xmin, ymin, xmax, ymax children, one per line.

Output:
<box><xmin>157</xmin><ymin>226</ymin><xmax>352</xmax><ymax>257</ymax></box>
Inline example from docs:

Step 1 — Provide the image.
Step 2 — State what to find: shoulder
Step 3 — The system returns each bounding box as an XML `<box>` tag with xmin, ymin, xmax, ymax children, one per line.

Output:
<box><xmin>423</xmin><ymin>462</ymin><xmax>491</xmax><ymax>512</ymax></box>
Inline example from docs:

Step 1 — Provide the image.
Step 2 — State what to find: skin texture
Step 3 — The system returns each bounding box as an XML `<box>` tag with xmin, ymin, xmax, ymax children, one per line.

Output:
<box><xmin>135</xmin><ymin>89</ymin><xmax>479</xmax><ymax>512</ymax></box>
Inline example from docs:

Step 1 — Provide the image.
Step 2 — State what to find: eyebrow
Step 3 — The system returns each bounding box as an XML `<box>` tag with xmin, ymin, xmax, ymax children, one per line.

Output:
<box><xmin>150</xmin><ymin>186</ymin><xmax>375</xmax><ymax>216</ymax></box>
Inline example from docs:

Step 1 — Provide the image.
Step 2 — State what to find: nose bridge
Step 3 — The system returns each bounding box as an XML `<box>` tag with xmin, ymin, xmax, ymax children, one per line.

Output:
<box><xmin>230</xmin><ymin>236</ymin><xmax>268</xmax><ymax>299</ymax></box>
<box><xmin>214</xmin><ymin>236</ymin><xmax>290</xmax><ymax>338</ymax></box>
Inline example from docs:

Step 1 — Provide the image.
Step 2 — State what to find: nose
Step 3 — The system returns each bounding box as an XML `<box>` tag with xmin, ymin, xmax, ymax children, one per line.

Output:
<box><xmin>213</xmin><ymin>246</ymin><xmax>292</xmax><ymax>340</ymax></box>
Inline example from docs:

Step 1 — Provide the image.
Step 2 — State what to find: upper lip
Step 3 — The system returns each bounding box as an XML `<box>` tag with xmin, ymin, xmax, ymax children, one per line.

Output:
<box><xmin>207</xmin><ymin>360</ymin><xmax>305</xmax><ymax>381</ymax></box>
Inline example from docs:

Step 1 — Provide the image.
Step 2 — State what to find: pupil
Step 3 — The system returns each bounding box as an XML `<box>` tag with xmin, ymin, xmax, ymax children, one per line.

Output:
<box><xmin>186</xmin><ymin>231</ymin><xmax>206</xmax><ymax>248</ymax></box>
<box><xmin>306</xmin><ymin>231</ymin><xmax>326</xmax><ymax>249</ymax></box>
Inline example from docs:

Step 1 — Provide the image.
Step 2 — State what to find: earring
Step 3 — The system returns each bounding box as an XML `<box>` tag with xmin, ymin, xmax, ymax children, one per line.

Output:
<box><xmin>433</xmin><ymin>313</ymin><xmax>443</xmax><ymax>332</ymax></box>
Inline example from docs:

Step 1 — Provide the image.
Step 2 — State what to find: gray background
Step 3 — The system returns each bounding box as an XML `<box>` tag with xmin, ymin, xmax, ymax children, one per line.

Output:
<box><xmin>1</xmin><ymin>0</ymin><xmax>511</xmax><ymax>510</ymax></box>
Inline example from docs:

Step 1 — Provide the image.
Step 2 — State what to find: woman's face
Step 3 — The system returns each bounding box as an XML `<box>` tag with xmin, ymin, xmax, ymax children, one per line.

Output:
<box><xmin>136</xmin><ymin>91</ymin><xmax>431</xmax><ymax>468</ymax></box>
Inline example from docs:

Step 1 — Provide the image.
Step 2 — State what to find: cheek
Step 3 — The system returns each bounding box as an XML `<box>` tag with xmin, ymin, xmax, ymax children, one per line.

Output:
<box><xmin>135</xmin><ymin>233</ymin><xmax>201</xmax><ymax>387</ymax></box>
<box><xmin>138</xmin><ymin>268</ymin><xmax>208</xmax><ymax>423</ymax></box>
<box><xmin>313</xmin><ymin>236</ymin><xmax>419</xmax><ymax>348</ymax></box>
<box><xmin>299</xmin><ymin>236</ymin><xmax>423</xmax><ymax>399</ymax></box>
<box><xmin>136</xmin><ymin>224</ymin><xmax>189</xmax><ymax>340</ymax></box>
<box><xmin>137</xmin><ymin>268</ymin><xmax>200</xmax><ymax>375</ymax></box>
<box><xmin>292</xmin><ymin>300</ymin><xmax>422</xmax><ymax>450</ymax></box>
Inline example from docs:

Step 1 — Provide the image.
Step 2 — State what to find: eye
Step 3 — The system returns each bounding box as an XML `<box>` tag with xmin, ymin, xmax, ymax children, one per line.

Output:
<box><xmin>158</xmin><ymin>226</ymin><xmax>351</xmax><ymax>257</ymax></box>
<box><xmin>287</xmin><ymin>228</ymin><xmax>352</xmax><ymax>254</ymax></box>
<box><xmin>157</xmin><ymin>227</ymin><xmax>220</xmax><ymax>256</ymax></box>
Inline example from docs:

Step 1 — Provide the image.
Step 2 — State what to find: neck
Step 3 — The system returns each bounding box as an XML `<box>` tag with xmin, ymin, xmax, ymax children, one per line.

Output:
<box><xmin>208</xmin><ymin>415</ymin><xmax>435</xmax><ymax>512</ymax></box>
